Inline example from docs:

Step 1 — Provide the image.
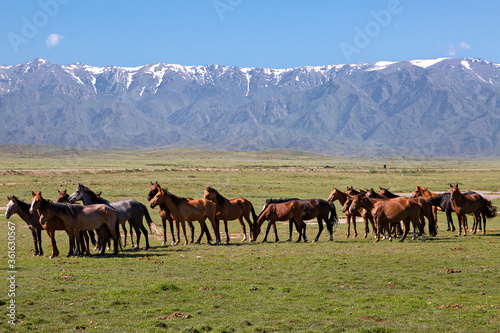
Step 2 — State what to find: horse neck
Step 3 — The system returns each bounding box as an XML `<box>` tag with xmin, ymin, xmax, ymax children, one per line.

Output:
<box><xmin>330</xmin><ymin>190</ymin><xmax>347</xmax><ymax>205</ymax></box>
<box><xmin>451</xmin><ymin>189</ymin><xmax>465</xmax><ymax>206</ymax></box>
<box><xmin>82</xmin><ymin>191</ymin><xmax>108</xmax><ymax>205</ymax></box>
<box><xmin>12</xmin><ymin>200</ymin><xmax>33</xmax><ymax>223</ymax></box>
<box><xmin>421</xmin><ymin>189</ymin><xmax>434</xmax><ymax>199</ymax></box>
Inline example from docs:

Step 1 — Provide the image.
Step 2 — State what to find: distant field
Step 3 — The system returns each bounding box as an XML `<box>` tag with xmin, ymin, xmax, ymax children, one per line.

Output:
<box><xmin>1</xmin><ymin>146</ymin><xmax>500</xmax><ymax>332</ymax></box>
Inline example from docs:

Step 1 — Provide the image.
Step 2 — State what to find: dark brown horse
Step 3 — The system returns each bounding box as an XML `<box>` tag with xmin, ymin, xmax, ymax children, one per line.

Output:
<box><xmin>327</xmin><ymin>187</ymin><xmax>375</xmax><ymax>238</ymax></box>
<box><xmin>5</xmin><ymin>196</ymin><xmax>47</xmax><ymax>256</ymax></box>
<box><xmin>147</xmin><ymin>181</ymin><xmax>195</xmax><ymax>245</ymax></box>
<box><xmin>251</xmin><ymin>201</ymin><xmax>309</xmax><ymax>243</ymax></box>
<box><xmin>30</xmin><ymin>192</ymin><xmax>120</xmax><ymax>256</ymax></box>
<box><xmin>203</xmin><ymin>186</ymin><xmax>258</xmax><ymax>243</ymax></box>
<box><xmin>348</xmin><ymin>195</ymin><xmax>425</xmax><ymax>243</ymax></box>
<box><xmin>149</xmin><ymin>188</ymin><xmax>220</xmax><ymax>245</ymax></box>
<box><xmin>449</xmin><ymin>184</ymin><xmax>496</xmax><ymax>235</ymax></box>
<box><xmin>261</xmin><ymin>198</ymin><xmax>338</xmax><ymax>242</ymax></box>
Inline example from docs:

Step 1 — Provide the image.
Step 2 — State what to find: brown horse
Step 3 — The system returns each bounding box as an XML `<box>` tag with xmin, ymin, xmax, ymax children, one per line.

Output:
<box><xmin>378</xmin><ymin>187</ymin><xmax>437</xmax><ymax>237</ymax></box>
<box><xmin>30</xmin><ymin>192</ymin><xmax>120</xmax><ymax>256</ymax></box>
<box><xmin>327</xmin><ymin>187</ymin><xmax>375</xmax><ymax>238</ymax></box>
<box><xmin>449</xmin><ymin>184</ymin><xmax>496</xmax><ymax>236</ymax></box>
<box><xmin>149</xmin><ymin>188</ymin><xmax>220</xmax><ymax>245</ymax></box>
<box><xmin>251</xmin><ymin>201</ymin><xmax>309</xmax><ymax>243</ymax></box>
<box><xmin>203</xmin><ymin>186</ymin><xmax>258</xmax><ymax>243</ymax></box>
<box><xmin>348</xmin><ymin>195</ymin><xmax>425</xmax><ymax>243</ymax></box>
<box><xmin>56</xmin><ymin>189</ymin><xmax>97</xmax><ymax>254</ymax></box>
<box><xmin>147</xmin><ymin>181</ymin><xmax>195</xmax><ymax>245</ymax></box>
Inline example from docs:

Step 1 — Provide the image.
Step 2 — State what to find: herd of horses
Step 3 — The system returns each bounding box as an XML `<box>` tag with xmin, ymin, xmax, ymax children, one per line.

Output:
<box><xmin>4</xmin><ymin>182</ymin><xmax>497</xmax><ymax>258</ymax></box>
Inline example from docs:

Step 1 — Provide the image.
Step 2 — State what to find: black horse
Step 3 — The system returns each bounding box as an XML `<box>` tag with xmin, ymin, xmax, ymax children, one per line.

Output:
<box><xmin>426</xmin><ymin>192</ymin><xmax>478</xmax><ymax>232</ymax></box>
<box><xmin>260</xmin><ymin>198</ymin><xmax>338</xmax><ymax>242</ymax></box>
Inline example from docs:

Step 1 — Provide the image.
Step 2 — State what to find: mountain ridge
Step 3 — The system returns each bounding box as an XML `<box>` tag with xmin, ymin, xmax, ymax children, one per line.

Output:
<box><xmin>1</xmin><ymin>57</ymin><xmax>499</xmax><ymax>157</ymax></box>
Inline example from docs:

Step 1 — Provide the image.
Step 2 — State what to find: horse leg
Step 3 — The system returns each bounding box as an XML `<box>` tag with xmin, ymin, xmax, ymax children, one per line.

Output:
<box><xmin>272</xmin><ymin>221</ymin><xmax>279</xmax><ymax>243</ymax></box>
<box><xmin>314</xmin><ymin>218</ymin><xmax>323</xmax><ymax>242</ymax></box>
<box><xmin>45</xmin><ymin>229</ymin><xmax>59</xmax><ymax>258</ymax></box>
<box><xmin>352</xmin><ymin>216</ymin><xmax>358</xmax><ymax>238</ymax></box>
<box><xmin>398</xmin><ymin>219</ymin><xmax>410</xmax><ymax>243</ymax></box>
<box><xmin>263</xmin><ymin>221</ymin><xmax>273</xmax><ymax>243</ymax></box>
<box><xmin>121</xmin><ymin>223</ymin><xmax>128</xmax><ymax>247</ymax></box>
<box><xmin>128</xmin><ymin>221</ymin><xmax>137</xmax><ymax>248</ymax></box>
<box><xmin>179</xmin><ymin>221</ymin><xmax>189</xmax><ymax>245</ymax></box>
<box><xmin>237</xmin><ymin>217</ymin><xmax>247</xmax><ymax>242</ymax></box>
<box><xmin>81</xmin><ymin>231</ymin><xmax>90</xmax><ymax>256</ymax></box>
<box><xmin>287</xmin><ymin>219</ymin><xmax>294</xmax><ymax>242</ymax></box>
<box><xmin>135</xmin><ymin>218</ymin><xmax>149</xmax><ymax>250</ymax></box>
<box><xmin>224</xmin><ymin>219</ymin><xmax>230</xmax><ymax>244</ymax></box>
<box><xmin>345</xmin><ymin>215</ymin><xmax>351</xmax><ymax>238</ymax></box>
<box><xmin>30</xmin><ymin>229</ymin><xmax>40</xmax><ymax>256</ymax></box>
<box><xmin>187</xmin><ymin>221</ymin><xmax>195</xmax><ymax>244</ymax></box>
<box><xmin>161</xmin><ymin>218</ymin><xmax>167</xmax><ymax>245</ymax></box>
<box><xmin>374</xmin><ymin>219</ymin><xmax>381</xmax><ymax>243</ymax></box>
<box><xmin>447</xmin><ymin>210</ymin><xmax>455</xmax><ymax>232</ymax></box>
<box><xmin>298</xmin><ymin>220</ymin><xmax>307</xmax><ymax>242</ymax></box>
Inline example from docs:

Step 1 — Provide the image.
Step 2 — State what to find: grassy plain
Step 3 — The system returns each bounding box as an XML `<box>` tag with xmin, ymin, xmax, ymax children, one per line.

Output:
<box><xmin>1</xmin><ymin>146</ymin><xmax>500</xmax><ymax>332</ymax></box>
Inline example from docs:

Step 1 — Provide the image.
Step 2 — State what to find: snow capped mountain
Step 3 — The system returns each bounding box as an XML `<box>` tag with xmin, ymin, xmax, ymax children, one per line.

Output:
<box><xmin>0</xmin><ymin>57</ymin><xmax>499</xmax><ymax>156</ymax></box>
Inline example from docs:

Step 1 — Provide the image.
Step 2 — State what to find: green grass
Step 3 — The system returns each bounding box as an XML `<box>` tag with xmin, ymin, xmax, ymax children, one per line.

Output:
<box><xmin>1</xmin><ymin>146</ymin><xmax>500</xmax><ymax>332</ymax></box>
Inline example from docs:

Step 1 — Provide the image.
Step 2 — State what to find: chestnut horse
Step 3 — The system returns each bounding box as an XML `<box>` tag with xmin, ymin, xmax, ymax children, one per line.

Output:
<box><xmin>449</xmin><ymin>184</ymin><xmax>496</xmax><ymax>236</ymax></box>
<box><xmin>147</xmin><ymin>181</ymin><xmax>195</xmax><ymax>245</ymax></box>
<box><xmin>261</xmin><ymin>198</ymin><xmax>338</xmax><ymax>242</ymax></box>
<box><xmin>149</xmin><ymin>188</ymin><xmax>220</xmax><ymax>245</ymax></box>
<box><xmin>203</xmin><ymin>187</ymin><xmax>258</xmax><ymax>243</ymax></box>
<box><xmin>30</xmin><ymin>192</ymin><xmax>120</xmax><ymax>256</ymax></box>
<box><xmin>327</xmin><ymin>187</ymin><xmax>375</xmax><ymax>238</ymax></box>
<box><xmin>251</xmin><ymin>201</ymin><xmax>309</xmax><ymax>243</ymax></box>
<box><xmin>348</xmin><ymin>195</ymin><xmax>425</xmax><ymax>243</ymax></box>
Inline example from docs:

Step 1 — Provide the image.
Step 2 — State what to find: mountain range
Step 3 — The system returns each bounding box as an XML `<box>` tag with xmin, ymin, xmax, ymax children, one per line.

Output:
<box><xmin>1</xmin><ymin>57</ymin><xmax>499</xmax><ymax>157</ymax></box>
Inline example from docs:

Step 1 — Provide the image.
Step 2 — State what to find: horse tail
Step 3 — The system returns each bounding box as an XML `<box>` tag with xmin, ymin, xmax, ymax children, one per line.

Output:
<box><xmin>427</xmin><ymin>204</ymin><xmax>437</xmax><ymax>237</ymax></box>
<box><xmin>142</xmin><ymin>203</ymin><xmax>153</xmax><ymax>232</ymax></box>
<box><xmin>327</xmin><ymin>201</ymin><xmax>338</xmax><ymax>228</ymax></box>
<box><xmin>250</xmin><ymin>202</ymin><xmax>259</xmax><ymax>225</ymax></box>
<box><xmin>483</xmin><ymin>199</ymin><xmax>497</xmax><ymax>219</ymax></box>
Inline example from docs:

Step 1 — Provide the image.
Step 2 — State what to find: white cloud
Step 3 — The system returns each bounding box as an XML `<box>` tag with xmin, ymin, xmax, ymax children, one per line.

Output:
<box><xmin>446</xmin><ymin>46</ymin><xmax>456</xmax><ymax>56</ymax></box>
<box><xmin>46</xmin><ymin>34</ymin><xmax>64</xmax><ymax>49</ymax></box>
<box><xmin>459</xmin><ymin>41</ymin><xmax>471</xmax><ymax>50</ymax></box>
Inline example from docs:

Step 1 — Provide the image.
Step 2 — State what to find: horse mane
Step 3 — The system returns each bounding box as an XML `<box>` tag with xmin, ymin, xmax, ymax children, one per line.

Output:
<box><xmin>206</xmin><ymin>186</ymin><xmax>225</xmax><ymax>208</ymax></box>
<box><xmin>50</xmin><ymin>202</ymin><xmax>82</xmax><ymax>219</ymax></box>
<box><xmin>265</xmin><ymin>198</ymin><xmax>301</xmax><ymax>205</ymax></box>
<box><xmin>78</xmin><ymin>184</ymin><xmax>109</xmax><ymax>204</ymax></box>
<box><xmin>163</xmin><ymin>189</ymin><xmax>189</xmax><ymax>206</ymax></box>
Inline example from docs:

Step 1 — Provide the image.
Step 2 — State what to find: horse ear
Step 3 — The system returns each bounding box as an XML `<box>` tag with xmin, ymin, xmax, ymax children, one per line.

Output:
<box><xmin>57</xmin><ymin>189</ymin><xmax>61</xmax><ymax>194</ymax></box>
<box><xmin>449</xmin><ymin>184</ymin><xmax>453</xmax><ymax>188</ymax></box>
<box><xmin>150</xmin><ymin>181</ymin><xmax>154</xmax><ymax>185</ymax></box>
<box><xmin>32</xmin><ymin>191</ymin><xmax>36</xmax><ymax>197</ymax></box>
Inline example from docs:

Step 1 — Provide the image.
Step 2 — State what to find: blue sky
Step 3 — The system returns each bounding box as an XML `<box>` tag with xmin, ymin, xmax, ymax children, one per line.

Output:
<box><xmin>1</xmin><ymin>0</ymin><xmax>499</xmax><ymax>68</ymax></box>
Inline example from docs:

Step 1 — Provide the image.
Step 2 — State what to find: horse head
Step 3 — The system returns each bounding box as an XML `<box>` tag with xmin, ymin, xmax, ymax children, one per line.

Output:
<box><xmin>348</xmin><ymin>195</ymin><xmax>365</xmax><ymax>215</ymax></box>
<box><xmin>67</xmin><ymin>185</ymin><xmax>85</xmax><ymax>203</ymax></box>
<box><xmin>147</xmin><ymin>181</ymin><xmax>161</xmax><ymax>201</ymax></box>
<box><xmin>410</xmin><ymin>185</ymin><xmax>423</xmax><ymax>198</ymax></box>
<box><xmin>327</xmin><ymin>187</ymin><xmax>340</xmax><ymax>202</ymax></box>
<box><xmin>150</xmin><ymin>187</ymin><xmax>165</xmax><ymax>209</ymax></box>
<box><xmin>449</xmin><ymin>184</ymin><xmax>460</xmax><ymax>200</ymax></box>
<box><xmin>56</xmin><ymin>189</ymin><xmax>69</xmax><ymax>203</ymax></box>
<box><xmin>29</xmin><ymin>191</ymin><xmax>43</xmax><ymax>214</ymax></box>
<box><xmin>5</xmin><ymin>196</ymin><xmax>17</xmax><ymax>219</ymax></box>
